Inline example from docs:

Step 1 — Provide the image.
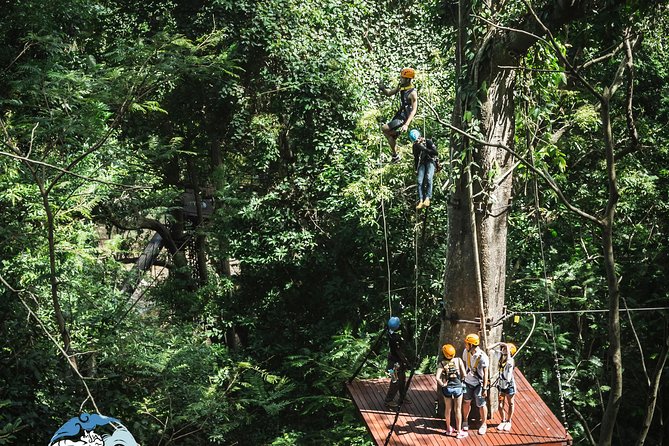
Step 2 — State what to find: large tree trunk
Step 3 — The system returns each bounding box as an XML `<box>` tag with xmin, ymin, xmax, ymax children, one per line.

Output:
<box><xmin>440</xmin><ymin>45</ymin><xmax>517</xmax><ymax>416</ymax></box>
<box><xmin>439</xmin><ymin>0</ymin><xmax>632</xmax><ymax>425</ymax></box>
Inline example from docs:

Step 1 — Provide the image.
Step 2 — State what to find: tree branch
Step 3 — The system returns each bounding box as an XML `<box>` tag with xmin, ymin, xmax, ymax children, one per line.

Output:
<box><xmin>521</xmin><ymin>0</ymin><xmax>604</xmax><ymax>101</ymax></box>
<box><xmin>623</xmin><ymin>32</ymin><xmax>640</xmax><ymax>151</ymax></box>
<box><xmin>0</xmin><ymin>274</ymin><xmax>101</xmax><ymax>414</ymax></box>
<box><xmin>635</xmin><ymin>326</ymin><xmax>669</xmax><ymax>446</ymax></box>
<box><xmin>420</xmin><ymin>97</ymin><xmax>601</xmax><ymax>225</ymax></box>
<box><xmin>578</xmin><ymin>41</ymin><xmax>625</xmax><ymax>71</ymax></box>
<box><xmin>108</xmin><ymin>216</ymin><xmax>180</xmax><ymax>255</ymax></box>
<box><xmin>0</xmin><ymin>148</ymin><xmax>145</xmax><ymax>190</ymax></box>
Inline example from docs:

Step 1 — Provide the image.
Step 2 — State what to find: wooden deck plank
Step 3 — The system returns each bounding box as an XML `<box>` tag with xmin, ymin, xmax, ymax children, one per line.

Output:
<box><xmin>347</xmin><ymin>369</ymin><xmax>572</xmax><ymax>446</ymax></box>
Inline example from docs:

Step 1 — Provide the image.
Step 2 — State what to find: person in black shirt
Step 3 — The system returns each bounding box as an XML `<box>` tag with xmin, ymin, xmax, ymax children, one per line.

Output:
<box><xmin>378</xmin><ymin>67</ymin><xmax>418</xmax><ymax>163</ymax></box>
<box><xmin>384</xmin><ymin>316</ymin><xmax>411</xmax><ymax>409</ymax></box>
<box><xmin>409</xmin><ymin>129</ymin><xmax>438</xmax><ymax>209</ymax></box>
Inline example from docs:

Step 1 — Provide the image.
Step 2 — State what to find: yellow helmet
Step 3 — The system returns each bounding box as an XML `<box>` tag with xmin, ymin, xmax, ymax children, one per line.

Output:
<box><xmin>400</xmin><ymin>67</ymin><xmax>415</xmax><ymax>79</ymax></box>
<box><xmin>465</xmin><ymin>333</ymin><xmax>480</xmax><ymax>346</ymax></box>
<box><xmin>442</xmin><ymin>344</ymin><xmax>456</xmax><ymax>359</ymax></box>
<box><xmin>507</xmin><ymin>343</ymin><xmax>517</xmax><ymax>356</ymax></box>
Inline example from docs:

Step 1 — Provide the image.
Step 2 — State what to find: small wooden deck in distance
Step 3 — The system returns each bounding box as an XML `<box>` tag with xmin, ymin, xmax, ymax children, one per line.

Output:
<box><xmin>346</xmin><ymin>369</ymin><xmax>572</xmax><ymax>446</ymax></box>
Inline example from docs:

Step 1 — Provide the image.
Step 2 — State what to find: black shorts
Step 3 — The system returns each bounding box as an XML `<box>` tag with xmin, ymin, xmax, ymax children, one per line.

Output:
<box><xmin>386</xmin><ymin>118</ymin><xmax>405</xmax><ymax>132</ymax></box>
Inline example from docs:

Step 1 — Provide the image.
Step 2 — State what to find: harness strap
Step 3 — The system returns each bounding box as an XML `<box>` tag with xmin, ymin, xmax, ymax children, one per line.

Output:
<box><xmin>466</xmin><ymin>350</ymin><xmax>482</xmax><ymax>381</ymax></box>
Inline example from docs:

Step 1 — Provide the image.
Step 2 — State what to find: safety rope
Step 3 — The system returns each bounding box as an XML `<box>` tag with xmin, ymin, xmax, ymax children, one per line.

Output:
<box><xmin>382</xmin><ymin>310</ymin><xmax>442</xmax><ymax>446</ymax></box>
<box><xmin>465</xmin><ymin>149</ymin><xmax>489</xmax><ymax>348</ymax></box>
<box><xmin>414</xmin><ymin>208</ymin><xmax>419</xmax><ymax>355</ymax></box>
<box><xmin>530</xmin><ymin>137</ymin><xmax>568</xmax><ymax>430</ymax></box>
<box><xmin>379</xmin><ymin>140</ymin><xmax>392</xmax><ymax>317</ymax></box>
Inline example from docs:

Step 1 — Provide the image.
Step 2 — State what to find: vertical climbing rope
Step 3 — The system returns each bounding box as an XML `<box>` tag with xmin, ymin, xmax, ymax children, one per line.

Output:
<box><xmin>380</xmin><ymin>140</ymin><xmax>392</xmax><ymax>316</ymax></box>
<box><xmin>466</xmin><ymin>151</ymin><xmax>489</xmax><ymax>348</ymax></box>
<box><xmin>414</xmin><ymin>207</ymin><xmax>419</xmax><ymax>355</ymax></box>
<box><xmin>525</xmin><ymin>68</ymin><xmax>568</xmax><ymax>429</ymax></box>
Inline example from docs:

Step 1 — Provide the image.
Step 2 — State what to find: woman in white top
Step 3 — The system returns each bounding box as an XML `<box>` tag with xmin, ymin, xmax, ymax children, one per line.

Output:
<box><xmin>489</xmin><ymin>342</ymin><xmax>517</xmax><ymax>431</ymax></box>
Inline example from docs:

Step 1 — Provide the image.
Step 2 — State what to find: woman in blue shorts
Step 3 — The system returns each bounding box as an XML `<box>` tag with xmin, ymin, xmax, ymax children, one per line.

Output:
<box><xmin>436</xmin><ymin>344</ymin><xmax>468</xmax><ymax>439</ymax></box>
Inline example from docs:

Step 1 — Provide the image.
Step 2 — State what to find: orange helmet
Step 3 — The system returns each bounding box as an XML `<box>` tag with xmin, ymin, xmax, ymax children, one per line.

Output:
<box><xmin>506</xmin><ymin>343</ymin><xmax>517</xmax><ymax>356</ymax></box>
<box><xmin>465</xmin><ymin>333</ymin><xmax>480</xmax><ymax>346</ymax></box>
<box><xmin>400</xmin><ymin>67</ymin><xmax>415</xmax><ymax>79</ymax></box>
<box><xmin>442</xmin><ymin>344</ymin><xmax>456</xmax><ymax>359</ymax></box>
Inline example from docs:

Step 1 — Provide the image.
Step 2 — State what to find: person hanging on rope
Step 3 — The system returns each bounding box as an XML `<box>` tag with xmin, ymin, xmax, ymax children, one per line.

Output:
<box><xmin>436</xmin><ymin>343</ymin><xmax>468</xmax><ymax>439</ymax></box>
<box><xmin>461</xmin><ymin>333</ymin><xmax>490</xmax><ymax>435</ymax></box>
<box><xmin>489</xmin><ymin>341</ymin><xmax>517</xmax><ymax>432</ymax></box>
<box><xmin>383</xmin><ymin>316</ymin><xmax>412</xmax><ymax>409</ymax></box>
<box><xmin>378</xmin><ymin>67</ymin><xmax>418</xmax><ymax>163</ymax></box>
<box><xmin>409</xmin><ymin>129</ymin><xmax>438</xmax><ymax>210</ymax></box>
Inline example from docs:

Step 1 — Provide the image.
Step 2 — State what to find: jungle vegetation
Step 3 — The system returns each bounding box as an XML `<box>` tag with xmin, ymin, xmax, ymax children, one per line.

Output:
<box><xmin>1</xmin><ymin>0</ymin><xmax>668</xmax><ymax>445</ymax></box>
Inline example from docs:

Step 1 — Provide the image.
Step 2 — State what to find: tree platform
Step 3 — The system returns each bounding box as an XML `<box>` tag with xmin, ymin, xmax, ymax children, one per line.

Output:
<box><xmin>346</xmin><ymin>369</ymin><xmax>572</xmax><ymax>446</ymax></box>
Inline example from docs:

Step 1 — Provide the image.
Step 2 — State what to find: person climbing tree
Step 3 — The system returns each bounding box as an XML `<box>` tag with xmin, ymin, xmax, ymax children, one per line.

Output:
<box><xmin>383</xmin><ymin>316</ymin><xmax>411</xmax><ymax>409</ymax></box>
<box><xmin>409</xmin><ymin>129</ymin><xmax>438</xmax><ymax>209</ymax></box>
<box><xmin>461</xmin><ymin>333</ymin><xmax>489</xmax><ymax>435</ymax></box>
<box><xmin>378</xmin><ymin>67</ymin><xmax>418</xmax><ymax>163</ymax></box>
<box><xmin>436</xmin><ymin>343</ymin><xmax>468</xmax><ymax>439</ymax></box>
<box><xmin>489</xmin><ymin>342</ymin><xmax>517</xmax><ymax>432</ymax></box>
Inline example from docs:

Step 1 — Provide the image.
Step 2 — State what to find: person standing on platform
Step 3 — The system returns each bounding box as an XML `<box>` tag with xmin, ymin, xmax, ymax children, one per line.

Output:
<box><xmin>436</xmin><ymin>343</ymin><xmax>468</xmax><ymax>438</ymax></box>
<box><xmin>384</xmin><ymin>316</ymin><xmax>411</xmax><ymax>409</ymax></box>
<box><xmin>461</xmin><ymin>333</ymin><xmax>489</xmax><ymax>435</ymax></box>
<box><xmin>489</xmin><ymin>341</ymin><xmax>517</xmax><ymax>432</ymax></box>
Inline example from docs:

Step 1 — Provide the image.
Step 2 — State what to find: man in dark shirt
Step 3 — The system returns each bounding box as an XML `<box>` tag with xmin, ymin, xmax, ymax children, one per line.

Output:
<box><xmin>384</xmin><ymin>316</ymin><xmax>411</xmax><ymax>408</ymax></box>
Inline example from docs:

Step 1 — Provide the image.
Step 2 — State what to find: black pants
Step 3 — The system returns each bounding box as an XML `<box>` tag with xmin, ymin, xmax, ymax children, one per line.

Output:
<box><xmin>384</xmin><ymin>362</ymin><xmax>407</xmax><ymax>403</ymax></box>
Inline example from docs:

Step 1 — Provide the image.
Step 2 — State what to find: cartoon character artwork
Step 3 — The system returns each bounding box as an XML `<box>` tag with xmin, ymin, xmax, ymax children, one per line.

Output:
<box><xmin>49</xmin><ymin>413</ymin><xmax>138</xmax><ymax>446</ymax></box>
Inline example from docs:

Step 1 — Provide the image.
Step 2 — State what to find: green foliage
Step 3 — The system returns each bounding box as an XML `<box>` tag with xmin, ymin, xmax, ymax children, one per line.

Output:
<box><xmin>2</xmin><ymin>0</ymin><xmax>668</xmax><ymax>445</ymax></box>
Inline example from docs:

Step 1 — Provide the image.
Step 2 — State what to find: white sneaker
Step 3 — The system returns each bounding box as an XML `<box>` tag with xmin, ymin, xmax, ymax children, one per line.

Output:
<box><xmin>478</xmin><ymin>424</ymin><xmax>487</xmax><ymax>435</ymax></box>
<box><xmin>497</xmin><ymin>421</ymin><xmax>507</xmax><ymax>431</ymax></box>
<box><xmin>462</xmin><ymin>422</ymin><xmax>468</xmax><ymax>431</ymax></box>
<box><xmin>503</xmin><ymin>421</ymin><xmax>512</xmax><ymax>431</ymax></box>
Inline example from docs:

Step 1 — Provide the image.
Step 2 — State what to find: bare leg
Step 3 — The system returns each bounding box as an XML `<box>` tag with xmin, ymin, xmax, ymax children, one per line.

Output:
<box><xmin>381</xmin><ymin>124</ymin><xmax>398</xmax><ymax>156</ymax></box>
<box><xmin>507</xmin><ymin>394</ymin><xmax>515</xmax><ymax>424</ymax></box>
<box><xmin>480</xmin><ymin>404</ymin><xmax>488</xmax><ymax>430</ymax></box>
<box><xmin>500</xmin><ymin>395</ymin><xmax>507</xmax><ymax>422</ymax></box>
<box><xmin>462</xmin><ymin>399</ymin><xmax>471</xmax><ymax>428</ymax></box>
<box><xmin>444</xmin><ymin>397</ymin><xmax>453</xmax><ymax>432</ymax></box>
<box><xmin>454</xmin><ymin>395</ymin><xmax>463</xmax><ymax>431</ymax></box>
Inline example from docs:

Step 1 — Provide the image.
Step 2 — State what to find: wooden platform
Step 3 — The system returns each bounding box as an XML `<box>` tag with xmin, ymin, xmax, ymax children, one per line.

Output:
<box><xmin>346</xmin><ymin>369</ymin><xmax>572</xmax><ymax>446</ymax></box>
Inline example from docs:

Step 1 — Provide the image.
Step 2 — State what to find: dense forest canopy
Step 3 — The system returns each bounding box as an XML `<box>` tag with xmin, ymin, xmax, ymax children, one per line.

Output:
<box><xmin>1</xmin><ymin>0</ymin><xmax>668</xmax><ymax>445</ymax></box>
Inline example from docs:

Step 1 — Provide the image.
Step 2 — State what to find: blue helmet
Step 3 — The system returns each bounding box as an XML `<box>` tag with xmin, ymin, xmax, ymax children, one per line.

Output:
<box><xmin>388</xmin><ymin>316</ymin><xmax>400</xmax><ymax>331</ymax></box>
<box><xmin>409</xmin><ymin>129</ymin><xmax>421</xmax><ymax>142</ymax></box>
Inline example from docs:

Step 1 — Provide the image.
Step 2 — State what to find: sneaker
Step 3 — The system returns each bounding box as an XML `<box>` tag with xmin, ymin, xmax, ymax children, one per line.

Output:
<box><xmin>497</xmin><ymin>421</ymin><xmax>508</xmax><ymax>431</ymax></box>
<box><xmin>391</xmin><ymin>153</ymin><xmax>402</xmax><ymax>164</ymax></box>
<box><xmin>462</xmin><ymin>422</ymin><xmax>468</xmax><ymax>431</ymax></box>
<box><xmin>423</xmin><ymin>197</ymin><xmax>430</xmax><ymax>207</ymax></box>
<box><xmin>456</xmin><ymin>431</ymin><xmax>469</xmax><ymax>439</ymax></box>
<box><xmin>416</xmin><ymin>201</ymin><xmax>424</xmax><ymax>210</ymax></box>
<box><xmin>399</xmin><ymin>398</ymin><xmax>412</xmax><ymax>405</ymax></box>
<box><xmin>446</xmin><ymin>427</ymin><xmax>455</xmax><ymax>435</ymax></box>
<box><xmin>384</xmin><ymin>401</ymin><xmax>398</xmax><ymax>409</ymax></box>
<box><xmin>503</xmin><ymin>421</ymin><xmax>512</xmax><ymax>431</ymax></box>
<box><xmin>478</xmin><ymin>424</ymin><xmax>487</xmax><ymax>435</ymax></box>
